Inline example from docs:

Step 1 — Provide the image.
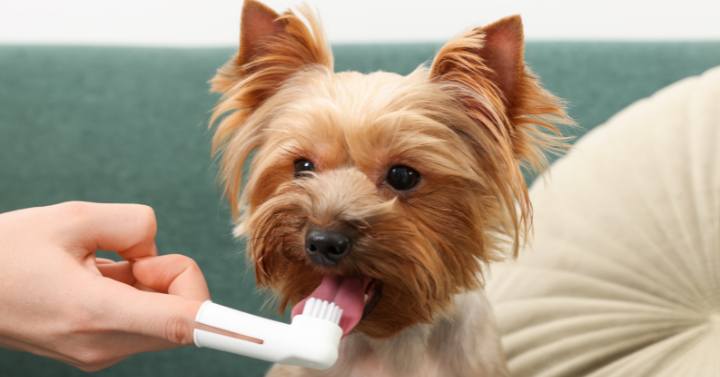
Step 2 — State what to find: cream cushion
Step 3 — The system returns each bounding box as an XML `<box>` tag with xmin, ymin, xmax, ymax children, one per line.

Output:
<box><xmin>487</xmin><ymin>66</ymin><xmax>720</xmax><ymax>377</ymax></box>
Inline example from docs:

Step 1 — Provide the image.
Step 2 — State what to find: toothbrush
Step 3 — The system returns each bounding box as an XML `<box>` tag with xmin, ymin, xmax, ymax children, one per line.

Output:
<box><xmin>193</xmin><ymin>298</ymin><xmax>343</xmax><ymax>369</ymax></box>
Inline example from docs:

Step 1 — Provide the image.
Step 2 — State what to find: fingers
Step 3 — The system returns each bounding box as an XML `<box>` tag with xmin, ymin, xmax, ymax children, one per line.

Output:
<box><xmin>52</xmin><ymin>201</ymin><xmax>158</xmax><ymax>260</ymax></box>
<box><xmin>96</xmin><ymin>260</ymin><xmax>136</xmax><ymax>286</ymax></box>
<box><xmin>47</xmin><ymin>202</ymin><xmax>211</xmax><ymax>346</ymax></box>
<box><xmin>99</xmin><ymin>254</ymin><xmax>210</xmax><ymax>345</ymax></box>
<box><xmin>132</xmin><ymin>254</ymin><xmax>210</xmax><ymax>301</ymax></box>
<box><xmin>105</xmin><ymin>288</ymin><xmax>204</xmax><ymax>345</ymax></box>
<box><xmin>96</xmin><ymin>254</ymin><xmax>210</xmax><ymax>299</ymax></box>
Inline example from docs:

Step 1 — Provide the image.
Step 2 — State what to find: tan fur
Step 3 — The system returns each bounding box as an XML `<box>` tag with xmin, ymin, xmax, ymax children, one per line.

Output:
<box><xmin>209</xmin><ymin>1</ymin><xmax>569</xmax><ymax>375</ymax></box>
<box><xmin>210</xmin><ymin>0</ymin><xmax>333</xmax><ymax>218</ymax></box>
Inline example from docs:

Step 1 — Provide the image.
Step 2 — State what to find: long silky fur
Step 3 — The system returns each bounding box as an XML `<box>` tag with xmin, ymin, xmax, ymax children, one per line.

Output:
<box><xmin>208</xmin><ymin>2</ymin><xmax>570</xmax><ymax>375</ymax></box>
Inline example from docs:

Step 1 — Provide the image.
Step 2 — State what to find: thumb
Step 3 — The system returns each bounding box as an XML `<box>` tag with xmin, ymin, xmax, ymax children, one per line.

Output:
<box><xmin>131</xmin><ymin>254</ymin><xmax>210</xmax><ymax>301</ymax></box>
<box><xmin>105</xmin><ymin>254</ymin><xmax>210</xmax><ymax>344</ymax></box>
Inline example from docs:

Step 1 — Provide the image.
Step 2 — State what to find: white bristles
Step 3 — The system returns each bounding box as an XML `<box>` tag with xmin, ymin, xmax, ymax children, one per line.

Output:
<box><xmin>302</xmin><ymin>298</ymin><xmax>343</xmax><ymax>325</ymax></box>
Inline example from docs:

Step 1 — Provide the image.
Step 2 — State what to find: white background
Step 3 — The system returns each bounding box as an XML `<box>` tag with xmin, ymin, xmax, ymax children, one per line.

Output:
<box><xmin>1</xmin><ymin>0</ymin><xmax>719</xmax><ymax>46</ymax></box>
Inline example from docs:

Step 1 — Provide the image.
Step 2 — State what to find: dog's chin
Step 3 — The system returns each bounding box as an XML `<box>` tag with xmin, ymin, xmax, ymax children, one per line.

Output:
<box><xmin>289</xmin><ymin>273</ymin><xmax>383</xmax><ymax>336</ymax></box>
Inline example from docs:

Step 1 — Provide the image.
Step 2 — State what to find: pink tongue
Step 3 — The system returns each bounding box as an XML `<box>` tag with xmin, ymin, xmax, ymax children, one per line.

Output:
<box><xmin>291</xmin><ymin>275</ymin><xmax>367</xmax><ymax>336</ymax></box>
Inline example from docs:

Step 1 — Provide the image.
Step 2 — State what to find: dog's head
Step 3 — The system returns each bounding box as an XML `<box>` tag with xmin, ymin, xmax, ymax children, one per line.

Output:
<box><xmin>210</xmin><ymin>0</ymin><xmax>567</xmax><ymax>338</ymax></box>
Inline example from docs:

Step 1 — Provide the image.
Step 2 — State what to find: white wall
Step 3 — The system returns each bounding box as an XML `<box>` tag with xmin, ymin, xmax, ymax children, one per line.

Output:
<box><xmin>1</xmin><ymin>0</ymin><xmax>719</xmax><ymax>46</ymax></box>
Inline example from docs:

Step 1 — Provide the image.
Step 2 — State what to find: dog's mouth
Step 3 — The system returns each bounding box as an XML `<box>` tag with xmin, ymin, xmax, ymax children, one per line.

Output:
<box><xmin>291</xmin><ymin>275</ymin><xmax>382</xmax><ymax>336</ymax></box>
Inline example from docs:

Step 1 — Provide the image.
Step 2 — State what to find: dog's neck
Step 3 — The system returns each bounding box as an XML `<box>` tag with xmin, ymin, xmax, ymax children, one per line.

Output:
<box><xmin>331</xmin><ymin>290</ymin><xmax>508</xmax><ymax>377</ymax></box>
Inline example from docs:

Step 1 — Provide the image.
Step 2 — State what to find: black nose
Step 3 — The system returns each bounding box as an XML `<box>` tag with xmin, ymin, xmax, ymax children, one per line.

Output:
<box><xmin>305</xmin><ymin>229</ymin><xmax>351</xmax><ymax>266</ymax></box>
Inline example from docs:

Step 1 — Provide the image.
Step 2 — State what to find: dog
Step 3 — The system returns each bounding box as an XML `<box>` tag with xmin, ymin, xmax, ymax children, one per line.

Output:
<box><xmin>209</xmin><ymin>1</ymin><xmax>568</xmax><ymax>376</ymax></box>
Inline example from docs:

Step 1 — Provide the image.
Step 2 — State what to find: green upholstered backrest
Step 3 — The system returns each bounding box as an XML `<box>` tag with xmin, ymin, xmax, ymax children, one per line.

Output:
<box><xmin>0</xmin><ymin>42</ymin><xmax>718</xmax><ymax>377</ymax></box>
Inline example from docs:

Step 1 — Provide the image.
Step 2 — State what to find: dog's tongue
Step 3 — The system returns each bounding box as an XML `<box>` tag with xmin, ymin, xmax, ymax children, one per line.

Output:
<box><xmin>291</xmin><ymin>275</ymin><xmax>367</xmax><ymax>336</ymax></box>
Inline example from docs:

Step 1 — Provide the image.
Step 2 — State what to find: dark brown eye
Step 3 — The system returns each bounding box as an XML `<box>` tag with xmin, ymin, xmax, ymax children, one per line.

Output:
<box><xmin>386</xmin><ymin>165</ymin><xmax>420</xmax><ymax>191</ymax></box>
<box><xmin>294</xmin><ymin>159</ymin><xmax>315</xmax><ymax>177</ymax></box>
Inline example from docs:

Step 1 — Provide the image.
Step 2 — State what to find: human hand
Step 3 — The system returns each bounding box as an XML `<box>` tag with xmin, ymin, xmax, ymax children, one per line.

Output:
<box><xmin>0</xmin><ymin>202</ymin><xmax>210</xmax><ymax>371</ymax></box>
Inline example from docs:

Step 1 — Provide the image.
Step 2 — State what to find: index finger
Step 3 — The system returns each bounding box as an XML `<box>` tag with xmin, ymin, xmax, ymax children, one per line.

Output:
<box><xmin>52</xmin><ymin>201</ymin><xmax>158</xmax><ymax>260</ymax></box>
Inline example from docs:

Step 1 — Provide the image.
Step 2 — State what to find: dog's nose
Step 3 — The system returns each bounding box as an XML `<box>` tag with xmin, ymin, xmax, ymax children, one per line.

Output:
<box><xmin>305</xmin><ymin>229</ymin><xmax>351</xmax><ymax>266</ymax></box>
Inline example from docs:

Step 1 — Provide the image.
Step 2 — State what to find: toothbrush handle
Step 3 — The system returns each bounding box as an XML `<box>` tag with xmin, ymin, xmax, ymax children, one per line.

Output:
<box><xmin>193</xmin><ymin>301</ymin><xmax>293</xmax><ymax>363</ymax></box>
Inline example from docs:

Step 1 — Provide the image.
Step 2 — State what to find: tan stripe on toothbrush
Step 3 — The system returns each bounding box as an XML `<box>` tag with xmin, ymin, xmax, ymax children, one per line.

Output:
<box><xmin>194</xmin><ymin>321</ymin><xmax>264</xmax><ymax>345</ymax></box>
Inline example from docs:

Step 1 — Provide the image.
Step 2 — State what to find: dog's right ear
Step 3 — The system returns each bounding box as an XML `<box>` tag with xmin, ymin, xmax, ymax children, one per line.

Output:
<box><xmin>210</xmin><ymin>0</ymin><xmax>332</xmax><ymax>104</ymax></box>
<box><xmin>236</xmin><ymin>0</ymin><xmax>284</xmax><ymax>68</ymax></box>
<box><xmin>210</xmin><ymin>1</ymin><xmax>332</xmax><ymax>219</ymax></box>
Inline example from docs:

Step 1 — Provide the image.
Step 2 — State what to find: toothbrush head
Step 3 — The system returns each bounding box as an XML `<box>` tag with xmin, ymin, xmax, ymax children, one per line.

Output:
<box><xmin>301</xmin><ymin>298</ymin><xmax>343</xmax><ymax>325</ymax></box>
<box><xmin>289</xmin><ymin>298</ymin><xmax>344</xmax><ymax>369</ymax></box>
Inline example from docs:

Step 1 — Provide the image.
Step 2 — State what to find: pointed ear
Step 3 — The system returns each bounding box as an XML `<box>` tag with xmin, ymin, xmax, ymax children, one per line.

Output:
<box><xmin>431</xmin><ymin>15</ymin><xmax>526</xmax><ymax>121</ymax></box>
<box><xmin>210</xmin><ymin>0</ymin><xmax>333</xmax><ymax>96</ymax></box>
<box><xmin>237</xmin><ymin>0</ymin><xmax>285</xmax><ymax>65</ymax></box>
<box><xmin>209</xmin><ymin>1</ymin><xmax>333</xmax><ymax>218</ymax></box>
<box><xmin>477</xmin><ymin>15</ymin><xmax>524</xmax><ymax>108</ymax></box>
<box><xmin>430</xmin><ymin>15</ymin><xmax>568</xmax><ymax>167</ymax></box>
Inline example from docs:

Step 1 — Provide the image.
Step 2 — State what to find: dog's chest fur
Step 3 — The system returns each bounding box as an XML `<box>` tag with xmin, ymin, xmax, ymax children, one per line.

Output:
<box><xmin>266</xmin><ymin>291</ymin><xmax>508</xmax><ymax>377</ymax></box>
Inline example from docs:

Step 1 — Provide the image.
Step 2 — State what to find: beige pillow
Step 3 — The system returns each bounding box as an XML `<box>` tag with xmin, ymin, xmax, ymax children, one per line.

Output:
<box><xmin>487</xmin><ymin>66</ymin><xmax>720</xmax><ymax>377</ymax></box>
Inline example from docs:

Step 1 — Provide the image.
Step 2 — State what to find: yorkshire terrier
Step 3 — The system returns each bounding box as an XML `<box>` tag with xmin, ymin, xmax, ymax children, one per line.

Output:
<box><xmin>209</xmin><ymin>1</ymin><xmax>568</xmax><ymax>376</ymax></box>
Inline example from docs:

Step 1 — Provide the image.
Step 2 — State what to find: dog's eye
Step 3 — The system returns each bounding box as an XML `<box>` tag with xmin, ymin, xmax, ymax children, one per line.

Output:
<box><xmin>294</xmin><ymin>158</ymin><xmax>315</xmax><ymax>177</ymax></box>
<box><xmin>386</xmin><ymin>165</ymin><xmax>420</xmax><ymax>191</ymax></box>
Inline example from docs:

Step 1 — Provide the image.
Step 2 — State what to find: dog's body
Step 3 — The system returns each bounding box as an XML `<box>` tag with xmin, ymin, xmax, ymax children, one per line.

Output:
<box><xmin>209</xmin><ymin>1</ymin><xmax>568</xmax><ymax>376</ymax></box>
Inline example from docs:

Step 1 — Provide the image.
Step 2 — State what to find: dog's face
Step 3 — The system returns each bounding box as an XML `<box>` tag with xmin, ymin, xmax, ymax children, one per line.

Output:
<box><xmin>211</xmin><ymin>0</ymin><xmax>567</xmax><ymax>338</ymax></box>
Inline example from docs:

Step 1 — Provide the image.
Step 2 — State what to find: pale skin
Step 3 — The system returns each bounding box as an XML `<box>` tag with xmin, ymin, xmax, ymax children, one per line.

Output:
<box><xmin>0</xmin><ymin>201</ymin><xmax>210</xmax><ymax>371</ymax></box>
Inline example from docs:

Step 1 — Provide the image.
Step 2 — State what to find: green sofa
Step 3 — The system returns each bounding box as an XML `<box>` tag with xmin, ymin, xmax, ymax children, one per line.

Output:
<box><xmin>1</xmin><ymin>42</ymin><xmax>718</xmax><ymax>377</ymax></box>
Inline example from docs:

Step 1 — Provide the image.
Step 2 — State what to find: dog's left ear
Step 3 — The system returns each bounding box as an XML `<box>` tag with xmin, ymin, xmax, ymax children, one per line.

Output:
<box><xmin>431</xmin><ymin>16</ymin><xmax>569</xmax><ymax>254</ymax></box>
<box><xmin>433</xmin><ymin>16</ymin><xmax>525</xmax><ymax>110</ymax></box>
<box><xmin>430</xmin><ymin>15</ymin><xmax>567</xmax><ymax>167</ymax></box>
